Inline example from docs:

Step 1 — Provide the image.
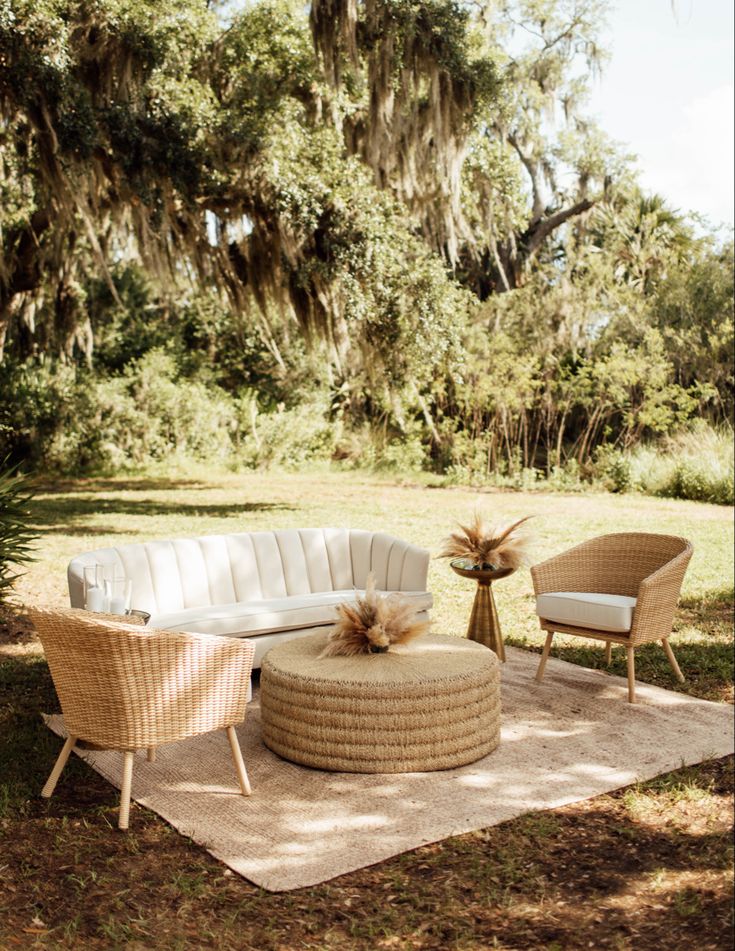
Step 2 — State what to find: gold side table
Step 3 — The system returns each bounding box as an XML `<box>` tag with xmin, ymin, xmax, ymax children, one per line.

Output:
<box><xmin>450</xmin><ymin>560</ymin><xmax>515</xmax><ymax>662</ymax></box>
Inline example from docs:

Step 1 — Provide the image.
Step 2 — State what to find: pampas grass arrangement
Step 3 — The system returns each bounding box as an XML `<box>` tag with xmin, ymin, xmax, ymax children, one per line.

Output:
<box><xmin>439</xmin><ymin>513</ymin><xmax>534</xmax><ymax>571</ymax></box>
<box><xmin>320</xmin><ymin>573</ymin><xmax>430</xmax><ymax>657</ymax></box>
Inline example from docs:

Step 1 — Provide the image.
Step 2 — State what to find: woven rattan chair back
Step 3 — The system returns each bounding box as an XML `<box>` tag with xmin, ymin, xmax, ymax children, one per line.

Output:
<box><xmin>530</xmin><ymin>533</ymin><xmax>693</xmax><ymax>703</ymax></box>
<box><xmin>531</xmin><ymin>532</ymin><xmax>691</xmax><ymax>599</ymax></box>
<box><xmin>29</xmin><ymin>607</ymin><xmax>255</xmax><ymax>828</ymax></box>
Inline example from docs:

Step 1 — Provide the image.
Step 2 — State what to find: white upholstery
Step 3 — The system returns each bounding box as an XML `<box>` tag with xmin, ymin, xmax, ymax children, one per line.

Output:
<box><xmin>68</xmin><ymin>529</ymin><xmax>432</xmax><ymax>667</ymax></box>
<box><xmin>535</xmin><ymin>592</ymin><xmax>637</xmax><ymax>633</ymax></box>
<box><xmin>148</xmin><ymin>589</ymin><xmax>432</xmax><ymax>638</ymax></box>
<box><xmin>149</xmin><ymin>590</ymin><xmax>432</xmax><ymax>668</ymax></box>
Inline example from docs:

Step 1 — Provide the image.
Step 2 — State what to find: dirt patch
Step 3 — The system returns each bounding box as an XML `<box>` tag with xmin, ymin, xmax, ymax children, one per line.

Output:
<box><xmin>0</xmin><ymin>750</ymin><xmax>731</xmax><ymax>950</ymax></box>
<box><xmin>0</xmin><ymin>606</ymin><xmax>42</xmax><ymax>659</ymax></box>
<box><xmin>0</xmin><ymin>605</ymin><xmax>35</xmax><ymax>644</ymax></box>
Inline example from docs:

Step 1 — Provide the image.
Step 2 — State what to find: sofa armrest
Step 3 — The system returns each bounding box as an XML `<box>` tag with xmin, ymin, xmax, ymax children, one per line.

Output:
<box><xmin>401</xmin><ymin>544</ymin><xmax>431</xmax><ymax>591</ymax></box>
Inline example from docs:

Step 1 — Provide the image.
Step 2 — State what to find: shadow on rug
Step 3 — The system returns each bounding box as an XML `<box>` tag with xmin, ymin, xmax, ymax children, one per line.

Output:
<box><xmin>45</xmin><ymin>647</ymin><xmax>734</xmax><ymax>892</ymax></box>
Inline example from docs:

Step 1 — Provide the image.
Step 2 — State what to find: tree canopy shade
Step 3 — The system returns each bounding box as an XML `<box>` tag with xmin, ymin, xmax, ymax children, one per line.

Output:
<box><xmin>0</xmin><ymin>0</ymin><xmax>732</xmax><ymax>483</ymax></box>
<box><xmin>0</xmin><ymin>0</ymin><xmax>483</xmax><ymax>386</ymax></box>
<box><xmin>311</xmin><ymin>0</ymin><xmax>500</xmax><ymax>261</ymax></box>
<box><xmin>0</xmin><ymin>0</ymin><xmax>615</xmax><ymax>359</ymax></box>
<box><xmin>0</xmin><ymin>0</ymin><xmax>218</xmax><ymax>353</ymax></box>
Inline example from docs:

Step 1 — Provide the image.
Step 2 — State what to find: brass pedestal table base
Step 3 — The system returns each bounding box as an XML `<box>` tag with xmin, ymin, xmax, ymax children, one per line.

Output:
<box><xmin>450</xmin><ymin>561</ymin><xmax>515</xmax><ymax>662</ymax></box>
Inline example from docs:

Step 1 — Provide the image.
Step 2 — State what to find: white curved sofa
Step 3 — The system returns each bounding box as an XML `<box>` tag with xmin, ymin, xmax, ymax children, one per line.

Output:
<box><xmin>68</xmin><ymin>529</ymin><xmax>432</xmax><ymax>667</ymax></box>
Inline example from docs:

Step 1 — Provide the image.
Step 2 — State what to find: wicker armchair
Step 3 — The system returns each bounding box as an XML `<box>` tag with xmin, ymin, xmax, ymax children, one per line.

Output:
<box><xmin>29</xmin><ymin>608</ymin><xmax>256</xmax><ymax>829</ymax></box>
<box><xmin>531</xmin><ymin>533</ymin><xmax>693</xmax><ymax>703</ymax></box>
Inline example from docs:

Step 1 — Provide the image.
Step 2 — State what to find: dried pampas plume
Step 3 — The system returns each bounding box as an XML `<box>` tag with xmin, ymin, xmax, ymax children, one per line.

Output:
<box><xmin>320</xmin><ymin>573</ymin><xmax>430</xmax><ymax>658</ymax></box>
<box><xmin>439</xmin><ymin>513</ymin><xmax>535</xmax><ymax>571</ymax></box>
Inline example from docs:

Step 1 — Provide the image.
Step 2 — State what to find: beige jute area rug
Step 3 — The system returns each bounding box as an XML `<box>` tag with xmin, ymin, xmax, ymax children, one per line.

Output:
<box><xmin>45</xmin><ymin>647</ymin><xmax>734</xmax><ymax>892</ymax></box>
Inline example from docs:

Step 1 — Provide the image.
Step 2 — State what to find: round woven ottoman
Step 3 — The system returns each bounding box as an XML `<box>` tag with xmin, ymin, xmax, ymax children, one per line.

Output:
<box><xmin>260</xmin><ymin>631</ymin><xmax>501</xmax><ymax>772</ymax></box>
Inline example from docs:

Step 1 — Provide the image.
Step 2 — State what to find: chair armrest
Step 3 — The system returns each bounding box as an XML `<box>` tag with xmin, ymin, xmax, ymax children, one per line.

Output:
<box><xmin>62</xmin><ymin>607</ymin><xmax>147</xmax><ymax>626</ymax></box>
<box><xmin>629</xmin><ymin>545</ymin><xmax>693</xmax><ymax>645</ymax></box>
<box><xmin>399</xmin><ymin>544</ymin><xmax>431</xmax><ymax>592</ymax></box>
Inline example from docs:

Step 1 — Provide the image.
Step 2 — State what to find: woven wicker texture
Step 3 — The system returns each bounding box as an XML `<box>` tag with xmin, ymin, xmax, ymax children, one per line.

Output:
<box><xmin>531</xmin><ymin>533</ymin><xmax>693</xmax><ymax>646</ymax></box>
<box><xmin>28</xmin><ymin>607</ymin><xmax>255</xmax><ymax>750</ymax></box>
<box><xmin>261</xmin><ymin>632</ymin><xmax>501</xmax><ymax>772</ymax></box>
<box><xmin>62</xmin><ymin>607</ymin><xmax>147</xmax><ymax>626</ymax></box>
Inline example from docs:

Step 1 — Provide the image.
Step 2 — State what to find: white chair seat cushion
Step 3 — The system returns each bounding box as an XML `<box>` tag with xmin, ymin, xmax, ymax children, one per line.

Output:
<box><xmin>535</xmin><ymin>592</ymin><xmax>636</xmax><ymax>633</ymax></box>
<box><xmin>149</xmin><ymin>589</ymin><xmax>433</xmax><ymax>639</ymax></box>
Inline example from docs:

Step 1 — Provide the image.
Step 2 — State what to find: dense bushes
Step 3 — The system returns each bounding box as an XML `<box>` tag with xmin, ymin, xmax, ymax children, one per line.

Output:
<box><xmin>595</xmin><ymin>427</ymin><xmax>734</xmax><ymax>506</ymax></box>
<box><xmin>93</xmin><ymin>351</ymin><xmax>237</xmax><ymax>468</ymax></box>
<box><xmin>2</xmin><ymin>345</ymin><xmax>730</xmax><ymax>504</ymax></box>
<box><xmin>0</xmin><ymin>352</ymin><xmax>342</xmax><ymax>473</ymax></box>
<box><xmin>0</xmin><ymin>353</ymin><xmax>233</xmax><ymax>471</ymax></box>
<box><xmin>238</xmin><ymin>396</ymin><xmax>341</xmax><ymax>470</ymax></box>
<box><xmin>1</xmin><ymin>2</ymin><xmax>732</xmax><ymax>506</ymax></box>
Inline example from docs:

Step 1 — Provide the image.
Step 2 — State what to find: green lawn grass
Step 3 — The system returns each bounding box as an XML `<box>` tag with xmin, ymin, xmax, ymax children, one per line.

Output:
<box><xmin>18</xmin><ymin>468</ymin><xmax>735</xmax><ymax>699</ymax></box>
<box><xmin>1</xmin><ymin>470</ymin><xmax>733</xmax><ymax>950</ymax></box>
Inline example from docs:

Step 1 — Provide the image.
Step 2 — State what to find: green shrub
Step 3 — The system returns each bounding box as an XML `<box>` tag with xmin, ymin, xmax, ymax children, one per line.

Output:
<box><xmin>591</xmin><ymin>424</ymin><xmax>734</xmax><ymax>505</ymax></box>
<box><xmin>545</xmin><ymin>460</ymin><xmax>584</xmax><ymax>491</ymax></box>
<box><xmin>331</xmin><ymin>426</ymin><xmax>380</xmax><ymax>470</ymax></box>
<box><xmin>0</xmin><ymin>351</ymin><xmax>242</xmax><ymax>474</ymax></box>
<box><xmin>90</xmin><ymin>350</ymin><xmax>238</xmax><ymax>468</ymax></box>
<box><xmin>0</xmin><ymin>361</ymin><xmax>88</xmax><ymax>469</ymax></box>
<box><xmin>375</xmin><ymin>434</ymin><xmax>427</xmax><ymax>473</ymax></box>
<box><xmin>0</xmin><ymin>353</ymin><xmax>341</xmax><ymax>475</ymax></box>
<box><xmin>659</xmin><ymin>459</ymin><xmax>734</xmax><ymax>506</ymax></box>
<box><xmin>593</xmin><ymin>446</ymin><xmax>634</xmax><ymax>493</ymax></box>
<box><xmin>0</xmin><ymin>460</ymin><xmax>36</xmax><ymax>603</ymax></box>
<box><xmin>443</xmin><ymin>431</ymin><xmax>491</xmax><ymax>484</ymax></box>
<box><xmin>237</xmin><ymin>397</ymin><xmax>340</xmax><ymax>469</ymax></box>
<box><xmin>636</xmin><ymin>425</ymin><xmax>734</xmax><ymax>505</ymax></box>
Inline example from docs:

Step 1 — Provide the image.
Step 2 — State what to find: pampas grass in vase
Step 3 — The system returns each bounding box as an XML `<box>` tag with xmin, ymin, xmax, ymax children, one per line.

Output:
<box><xmin>320</xmin><ymin>573</ymin><xmax>430</xmax><ymax>658</ymax></box>
<box><xmin>439</xmin><ymin>512</ymin><xmax>534</xmax><ymax>571</ymax></box>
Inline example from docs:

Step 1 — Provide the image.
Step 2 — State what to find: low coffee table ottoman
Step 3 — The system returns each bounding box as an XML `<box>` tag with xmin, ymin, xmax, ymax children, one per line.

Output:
<box><xmin>260</xmin><ymin>631</ymin><xmax>501</xmax><ymax>772</ymax></box>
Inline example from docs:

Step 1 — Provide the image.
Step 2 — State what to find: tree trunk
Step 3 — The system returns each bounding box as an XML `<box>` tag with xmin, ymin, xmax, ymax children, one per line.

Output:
<box><xmin>0</xmin><ymin>209</ymin><xmax>52</xmax><ymax>362</ymax></box>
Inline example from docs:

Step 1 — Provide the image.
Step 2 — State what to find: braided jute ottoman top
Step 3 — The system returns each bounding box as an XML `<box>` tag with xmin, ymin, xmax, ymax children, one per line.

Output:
<box><xmin>260</xmin><ymin>631</ymin><xmax>501</xmax><ymax>773</ymax></box>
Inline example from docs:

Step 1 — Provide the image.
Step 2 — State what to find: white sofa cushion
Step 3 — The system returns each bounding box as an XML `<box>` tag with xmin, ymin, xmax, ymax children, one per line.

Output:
<box><xmin>68</xmin><ymin>529</ymin><xmax>430</xmax><ymax>615</ymax></box>
<box><xmin>535</xmin><ymin>592</ymin><xmax>636</xmax><ymax>633</ymax></box>
<box><xmin>148</xmin><ymin>589</ymin><xmax>433</xmax><ymax>639</ymax></box>
<box><xmin>68</xmin><ymin>529</ymin><xmax>432</xmax><ymax>669</ymax></box>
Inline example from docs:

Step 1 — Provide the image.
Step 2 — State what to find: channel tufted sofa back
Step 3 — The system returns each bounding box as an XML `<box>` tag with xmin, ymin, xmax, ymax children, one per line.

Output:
<box><xmin>68</xmin><ymin>529</ymin><xmax>430</xmax><ymax>616</ymax></box>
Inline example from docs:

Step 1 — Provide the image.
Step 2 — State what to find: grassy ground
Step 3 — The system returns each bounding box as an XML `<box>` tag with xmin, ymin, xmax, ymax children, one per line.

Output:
<box><xmin>1</xmin><ymin>470</ymin><xmax>733</xmax><ymax>949</ymax></box>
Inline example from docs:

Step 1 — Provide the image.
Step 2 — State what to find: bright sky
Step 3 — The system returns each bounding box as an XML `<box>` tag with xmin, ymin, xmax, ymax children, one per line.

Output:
<box><xmin>588</xmin><ymin>0</ymin><xmax>734</xmax><ymax>227</ymax></box>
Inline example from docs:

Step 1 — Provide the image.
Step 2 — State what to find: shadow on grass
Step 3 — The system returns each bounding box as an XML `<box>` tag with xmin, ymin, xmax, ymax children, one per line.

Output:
<box><xmin>1</xmin><ymin>649</ymin><xmax>732</xmax><ymax>951</ymax></box>
<box><xmin>0</xmin><ymin>657</ymin><xmax>68</xmax><ymax>818</ymax></box>
<box><xmin>678</xmin><ymin>587</ymin><xmax>734</xmax><ymax>627</ymax></box>
<box><xmin>516</xmin><ymin>639</ymin><xmax>732</xmax><ymax>698</ymax></box>
<box><xmin>30</xmin><ymin>497</ymin><xmax>293</xmax><ymax>535</ymax></box>
<box><xmin>35</xmin><ymin>477</ymin><xmax>211</xmax><ymax>494</ymax></box>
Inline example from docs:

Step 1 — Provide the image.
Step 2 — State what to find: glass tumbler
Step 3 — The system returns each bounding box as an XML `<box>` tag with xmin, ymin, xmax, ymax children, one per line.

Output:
<box><xmin>105</xmin><ymin>576</ymin><xmax>132</xmax><ymax>615</ymax></box>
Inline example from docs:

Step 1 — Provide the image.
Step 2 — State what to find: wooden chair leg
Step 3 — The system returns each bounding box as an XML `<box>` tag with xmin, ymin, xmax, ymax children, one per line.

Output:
<box><xmin>227</xmin><ymin>725</ymin><xmax>251</xmax><ymax>796</ymax></box>
<box><xmin>41</xmin><ymin>735</ymin><xmax>77</xmax><ymax>798</ymax></box>
<box><xmin>626</xmin><ymin>648</ymin><xmax>636</xmax><ymax>703</ymax></box>
<box><xmin>146</xmin><ymin>747</ymin><xmax>156</xmax><ymax>763</ymax></box>
<box><xmin>118</xmin><ymin>751</ymin><xmax>135</xmax><ymax>830</ymax></box>
<box><xmin>661</xmin><ymin>638</ymin><xmax>685</xmax><ymax>683</ymax></box>
<box><xmin>535</xmin><ymin>632</ymin><xmax>554</xmax><ymax>683</ymax></box>
<box><xmin>604</xmin><ymin>642</ymin><xmax>612</xmax><ymax>665</ymax></box>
